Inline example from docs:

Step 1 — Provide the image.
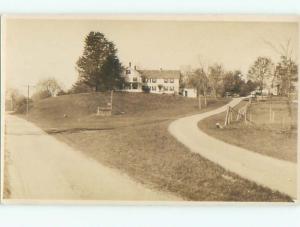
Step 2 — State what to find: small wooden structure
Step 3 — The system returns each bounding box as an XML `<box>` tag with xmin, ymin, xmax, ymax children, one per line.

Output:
<box><xmin>224</xmin><ymin>98</ymin><xmax>251</xmax><ymax>126</ymax></box>
<box><xmin>96</xmin><ymin>90</ymin><xmax>113</xmax><ymax>117</ymax></box>
<box><xmin>97</xmin><ymin>106</ymin><xmax>112</xmax><ymax>116</ymax></box>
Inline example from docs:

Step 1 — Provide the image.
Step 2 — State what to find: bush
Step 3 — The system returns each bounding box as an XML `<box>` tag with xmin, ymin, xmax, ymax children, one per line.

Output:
<box><xmin>32</xmin><ymin>90</ymin><xmax>51</xmax><ymax>101</ymax></box>
<box><xmin>142</xmin><ymin>85</ymin><xmax>150</xmax><ymax>93</ymax></box>
<box><xmin>14</xmin><ymin>97</ymin><xmax>33</xmax><ymax>114</ymax></box>
<box><xmin>57</xmin><ymin>90</ymin><xmax>67</xmax><ymax>96</ymax></box>
<box><xmin>69</xmin><ymin>82</ymin><xmax>94</xmax><ymax>94</ymax></box>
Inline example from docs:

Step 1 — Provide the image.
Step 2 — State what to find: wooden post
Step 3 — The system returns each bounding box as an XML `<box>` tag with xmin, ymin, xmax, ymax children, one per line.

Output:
<box><xmin>244</xmin><ymin>105</ymin><xmax>248</xmax><ymax>124</ymax></box>
<box><xmin>110</xmin><ymin>90</ymin><xmax>113</xmax><ymax>111</ymax></box>
<box><xmin>204</xmin><ymin>91</ymin><xmax>207</xmax><ymax>107</ymax></box>
<box><xmin>198</xmin><ymin>93</ymin><xmax>202</xmax><ymax>110</ymax></box>
<box><xmin>225</xmin><ymin>106</ymin><xmax>229</xmax><ymax>126</ymax></box>
<box><xmin>236</xmin><ymin>110</ymin><xmax>240</xmax><ymax>121</ymax></box>
<box><xmin>269</xmin><ymin>102</ymin><xmax>272</xmax><ymax>123</ymax></box>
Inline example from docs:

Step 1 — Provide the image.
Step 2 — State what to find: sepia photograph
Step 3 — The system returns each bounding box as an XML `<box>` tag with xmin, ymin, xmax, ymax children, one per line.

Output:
<box><xmin>1</xmin><ymin>15</ymin><xmax>298</xmax><ymax>203</ymax></box>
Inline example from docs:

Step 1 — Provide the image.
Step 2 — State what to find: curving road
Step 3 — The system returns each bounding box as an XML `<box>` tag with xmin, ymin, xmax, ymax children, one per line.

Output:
<box><xmin>4</xmin><ymin>114</ymin><xmax>180</xmax><ymax>202</ymax></box>
<box><xmin>169</xmin><ymin>98</ymin><xmax>297</xmax><ymax>199</ymax></box>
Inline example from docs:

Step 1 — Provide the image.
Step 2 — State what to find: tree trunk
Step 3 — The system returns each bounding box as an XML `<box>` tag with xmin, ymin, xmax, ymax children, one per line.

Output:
<box><xmin>204</xmin><ymin>90</ymin><xmax>207</xmax><ymax>107</ymax></box>
<box><xmin>198</xmin><ymin>94</ymin><xmax>202</xmax><ymax>110</ymax></box>
<box><xmin>213</xmin><ymin>87</ymin><xmax>217</xmax><ymax>100</ymax></box>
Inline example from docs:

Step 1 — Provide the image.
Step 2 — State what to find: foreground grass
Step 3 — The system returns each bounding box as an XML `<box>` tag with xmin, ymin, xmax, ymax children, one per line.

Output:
<box><xmin>23</xmin><ymin>92</ymin><xmax>292</xmax><ymax>201</ymax></box>
<box><xmin>199</xmin><ymin>97</ymin><xmax>297</xmax><ymax>163</ymax></box>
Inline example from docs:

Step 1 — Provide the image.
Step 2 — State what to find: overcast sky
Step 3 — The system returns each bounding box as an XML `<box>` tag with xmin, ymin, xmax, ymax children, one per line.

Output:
<box><xmin>4</xmin><ymin>18</ymin><xmax>298</xmax><ymax>94</ymax></box>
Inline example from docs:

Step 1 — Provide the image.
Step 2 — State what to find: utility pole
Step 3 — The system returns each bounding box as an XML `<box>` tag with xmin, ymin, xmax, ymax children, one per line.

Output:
<box><xmin>25</xmin><ymin>84</ymin><xmax>35</xmax><ymax>117</ymax></box>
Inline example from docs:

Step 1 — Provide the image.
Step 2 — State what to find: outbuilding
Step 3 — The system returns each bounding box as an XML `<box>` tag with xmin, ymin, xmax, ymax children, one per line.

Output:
<box><xmin>182</xmin><ymin>88</ymin><xmax>197</xmax><ymax>98</ymax></box>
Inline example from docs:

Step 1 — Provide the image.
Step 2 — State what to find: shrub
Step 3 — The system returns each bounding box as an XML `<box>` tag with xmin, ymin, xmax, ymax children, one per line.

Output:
<box><xmin>14</xmin><ymin>97</ymin><xmax>33</xmax><ymax>114</ymax></box>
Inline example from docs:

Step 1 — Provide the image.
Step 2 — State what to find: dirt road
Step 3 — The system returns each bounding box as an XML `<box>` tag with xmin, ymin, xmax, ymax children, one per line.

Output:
<box><xmin>169</xmin><ymin>98</ymin><xmax>297</xmax><ymax>199</ymax></box>
<box><xmin>4</xmin><ymin>114</ymin><xmax>180</xmax><ymax>202</ymax></box>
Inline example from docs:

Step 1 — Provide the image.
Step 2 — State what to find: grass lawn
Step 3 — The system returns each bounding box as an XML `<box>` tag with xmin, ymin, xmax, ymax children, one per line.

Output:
<box><xmin>199</xmin><ymin>97</ymin><xmax>297</xmax><ymax>163</ymax></box>
<box><xmin>19</xmin><ymin>92</ymin><xmax>292</xmax><ymax>201</ymax></box>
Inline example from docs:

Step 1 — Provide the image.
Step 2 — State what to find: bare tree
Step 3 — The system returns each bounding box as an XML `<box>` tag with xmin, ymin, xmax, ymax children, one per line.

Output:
<box><xmin>33</xmin><ymin>78</ymin><xmax>63</xmax><ymax>101</ymax></box>
<box><xmin>274</xmin><ymin>56</ymin><xmax>298</xmax><ymax>97</ymax></box>
<box><xmin>6</xmin><ymin>88</ymin><xmax>21</xmax><ymax>111</ymax></box>
<box><xmin>188</xmin><ymin>68</ymin><xmax>209</xmax><ymax>110</ymax></box>
<box><xmin>263</xmin><ymin>39</ymin><xmax>298</xmax><ymax>97</ymax></box>
<box><xmin>208</xmin><ymin>63</ymin><xmax>224</xmax><ymax>99</ymax></box>
<box><xmin>36</xmin><ymin>78</ymin><xmax>63</xmax><ymax>97</ymax></box>
<box><xmin>247</xmin><ymin>57</ymin><xmax>274</xmax><ymax>93</ymax></box>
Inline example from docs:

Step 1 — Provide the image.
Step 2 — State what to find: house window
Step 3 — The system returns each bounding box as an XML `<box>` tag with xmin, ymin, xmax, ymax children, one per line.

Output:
<box><xmin>152</xmin><ymin>79</ymin><xmax>157</xmax><ymax>83</ymax></box>
<box><xmin>132</xmin><ymin>83</ymin><xmax>138</xmax><ymax>89</ymax></box>
<box><xmin>152</xmin><ymin>86</ymin><xmax>156</xmax><ymax>91</ymax></box>
<box><xmin>126</xmin><ymin>70</ymin><xmax>131</xmax><ymax>74</ymax></box>
<box><xmin>164</xmin><ymin>79</ymin><xmax>168</xmax><ymax>83</ymax></box>
<box><xmin>164</xmin><ymin>86</ymin><xmax>168</xmax><ymax>91</ymax></box>
<box><xmin>133</xmin><ymin>77</ymin><xmax>137</xmax><ymax>82</ymax></box>
<box><xmin>170</xmin><ymin>86</ymin><xmax>174</xmax><ymax>91</ymax></box>
<box><xmin>170</xmin><ymin>79</ymin><xmax>174</xmax><ymax>83</ymax></box>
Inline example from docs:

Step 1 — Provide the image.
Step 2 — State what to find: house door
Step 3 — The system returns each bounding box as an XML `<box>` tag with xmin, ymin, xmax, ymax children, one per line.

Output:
<box><xmin>184</xmin><ymin>91</ymin><xmax>188</xmax><ymax>97</ymax></box>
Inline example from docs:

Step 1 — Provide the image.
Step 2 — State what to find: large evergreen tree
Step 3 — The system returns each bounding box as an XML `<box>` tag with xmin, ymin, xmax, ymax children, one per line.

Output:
<box><xmin>75</xmin><ymin>31</ymin><xmax>124</xmax><ymax>92</ymax></box>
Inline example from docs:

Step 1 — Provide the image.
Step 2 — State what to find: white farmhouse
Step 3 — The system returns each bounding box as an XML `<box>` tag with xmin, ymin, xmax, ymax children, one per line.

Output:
<box><xmin>123</xmin><ymin>63</ymin><xmax>143</xmax><ymax>92</ymax></box>
<box><xmin>139</xmin><ymin>69</ymin><xmax>180</xmax><ymax>94</ymax></box>
<box><xmin>123</xmin><ymin>63</ymin><xmax>180</xmax><ymax>94</ymax></box>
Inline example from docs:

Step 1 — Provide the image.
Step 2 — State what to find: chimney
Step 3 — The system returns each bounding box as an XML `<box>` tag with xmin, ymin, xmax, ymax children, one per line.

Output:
<box><xmin>129</xmin><ymin>62</ymin><xmax>132</xmax><ymax>67</ymax></box>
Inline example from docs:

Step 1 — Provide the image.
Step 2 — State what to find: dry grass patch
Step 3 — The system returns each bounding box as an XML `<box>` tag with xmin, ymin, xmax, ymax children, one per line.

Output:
<box><xmin>199</xmin><ymin>97</ymin><xmax>297</xmax><ymax>163</ymax></box>
<box><xmin>56</xmin><ymin>119</ymin><xmax>291</xmax><ymax>202</ymax></box>
<box><xmin>21</xmin><ymin>93</ymin><xmax>292</xmax><ymax>201</ymax></box>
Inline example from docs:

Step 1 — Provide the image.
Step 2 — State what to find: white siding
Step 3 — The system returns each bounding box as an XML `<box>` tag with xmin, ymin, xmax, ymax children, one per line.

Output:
<box><xmin>123</xmin><ymin>67</ymin><xmax>143</xmax><ymax>92</ymax></box>
<box><xmin>183</xmin><ymin>88</ymin><xmax>197</xmax><ymax>98</ymax></box>
<box><xmin>123</xmin><ymin>68</ymin><xmax>180</xmax><ymax>94</ymax></box>
<box><xmin>145</xmin><ymin>78</ymin><xmax>179</xmax><ymax>94</ymax></box>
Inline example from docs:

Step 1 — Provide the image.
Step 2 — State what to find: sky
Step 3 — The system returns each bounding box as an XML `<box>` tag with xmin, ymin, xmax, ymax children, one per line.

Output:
<box><xmin>3</xmin><ymin>17</ymin><xmax>299</xmax><ymax>94</ymax></box>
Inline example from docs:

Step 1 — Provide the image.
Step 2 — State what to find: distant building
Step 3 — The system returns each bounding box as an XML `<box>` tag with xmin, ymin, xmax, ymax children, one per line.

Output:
<box><xmin>182</xmin><ymin>87</ymin><xmax>197</xmax><ymax>98</ymax></box>
<box><xmin>123</xmin><ymin>63</ymin><xmax>180</xmax><ymax>94</ymax></box>
<box><xmin>123</xmin><ymin>62</ymin><xmax>143</xmax><ymax>92</ymax></box>
<box><xmin>262</xmin><ymin>76</ymin><xmax>280</xmax><ymax>96</ymax></box>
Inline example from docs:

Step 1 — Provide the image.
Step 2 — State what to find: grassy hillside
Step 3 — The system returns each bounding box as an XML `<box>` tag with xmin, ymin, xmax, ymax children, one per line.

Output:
<box><xmin>19</xmin><ymin>92</ymin><xmax>292</xmax><ymax>201</ymax></box>
<box><xmin>30</xmin><ymin>91</ymin><xmax>200</xmax><ymax>117</ymax></box>
<box><xmin>26</xmin><ymin>92</ymin><xmax>207</xmax><ymax>131</ymax></box>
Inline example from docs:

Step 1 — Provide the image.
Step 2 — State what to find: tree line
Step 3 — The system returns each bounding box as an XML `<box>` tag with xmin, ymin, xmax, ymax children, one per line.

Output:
<box><xmin>182</xmin><ymin>53</ymin><xmax>297</xmax><ymax>109</ymax></box>
<box><xmin>7</xmin><ymin>31</ymin><xmax>298</xmax><ymax>113</ymax></box>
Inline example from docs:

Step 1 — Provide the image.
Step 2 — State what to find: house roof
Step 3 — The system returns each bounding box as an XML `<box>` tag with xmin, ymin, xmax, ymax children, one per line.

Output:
<box><xmin>138</xmin><ymin>70</ymin><xmax>181</xmax><ymax>79</ymax></box>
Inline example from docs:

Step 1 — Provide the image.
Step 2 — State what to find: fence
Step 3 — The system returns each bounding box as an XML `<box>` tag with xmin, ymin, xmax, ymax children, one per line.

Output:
<box><xmin>223</xmin><ymin>96</ymin><xmax>296</xmax><ymax>133</ymax></box>
<box><xmin>224</xmin><ymin>98</ymin><xmax>251</xmax><ymax>126</ymax></box>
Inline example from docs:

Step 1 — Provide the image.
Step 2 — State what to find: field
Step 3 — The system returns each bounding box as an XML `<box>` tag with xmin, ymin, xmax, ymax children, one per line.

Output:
<box><xmin>199</xmin><ymin>97</ymin><xmax>297</xmax><ymax>163</ymax></box>
<box><xmin>18</xmin><ymin>92</ymin><xmax>292</xmax><ymax>201</ymax></box>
